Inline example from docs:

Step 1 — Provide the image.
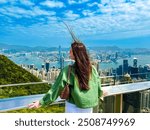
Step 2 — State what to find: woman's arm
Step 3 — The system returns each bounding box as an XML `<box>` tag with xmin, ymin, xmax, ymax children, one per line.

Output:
<box><xmin>28</xmin><ymin>66</ymin><xmax>69</xmax><ymax>108</ymax></box>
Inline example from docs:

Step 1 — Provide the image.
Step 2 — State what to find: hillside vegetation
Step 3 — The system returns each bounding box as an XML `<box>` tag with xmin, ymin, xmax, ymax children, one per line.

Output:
<box><xmin>0</xmin><ymin>55</ymin><xmax>50</xmax><ymax>98</ymax></box>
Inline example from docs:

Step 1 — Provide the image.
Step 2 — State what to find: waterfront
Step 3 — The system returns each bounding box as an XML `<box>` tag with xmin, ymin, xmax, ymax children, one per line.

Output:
<box><xmin>9</xmin><ymin>54</ymin><xmax>150</xmax><ymax>71</ymax></box>
<box><xmin>100</xmin><ymin>55</ymin><xmax>150</xmax><ymax>70</ymax></box>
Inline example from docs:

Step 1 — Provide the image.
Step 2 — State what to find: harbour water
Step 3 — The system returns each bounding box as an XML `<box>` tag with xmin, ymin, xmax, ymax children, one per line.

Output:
<box><xmin>9</xmin><ymin>54</ymin><xmax>150</xmax><ymax>70</ymax></box>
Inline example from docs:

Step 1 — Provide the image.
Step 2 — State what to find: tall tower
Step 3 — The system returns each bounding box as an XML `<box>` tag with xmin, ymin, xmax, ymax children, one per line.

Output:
<box><xmin>133</xmin><ymin>58</ymin><xmax>138</xmax><ymax>68</ymax></box>
<box><xmin>58</xmin><ymin>45</ymin><xmax>64</xmax><ymax>69</ymax></box>
<box><xmin>115</xmin><ymin>52</ymin><xmax>118</xmax><ymax>60</ymax></box>
<box><xmin>45</xmin><ymin>61</ymin><xmax>50</xmax><ymax>72</ymax></box>
<box><xmin>123</xmin><ymin>59</ymin><xmax>128</xmax><ymax>74</ymax></box>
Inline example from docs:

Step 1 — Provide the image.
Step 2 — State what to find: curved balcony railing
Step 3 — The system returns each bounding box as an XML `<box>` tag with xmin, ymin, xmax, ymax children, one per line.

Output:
<box><xmin>0</xmin><ymin>73</ymin><xmax>150</xmax><ymax>113</ymax></box>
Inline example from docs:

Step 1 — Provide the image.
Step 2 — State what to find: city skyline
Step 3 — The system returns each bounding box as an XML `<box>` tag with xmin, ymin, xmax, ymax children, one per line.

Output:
<box><xmin>0</xmin><ymin>0</ymin><xmax>150</xmax><ymax>48</ymax></box>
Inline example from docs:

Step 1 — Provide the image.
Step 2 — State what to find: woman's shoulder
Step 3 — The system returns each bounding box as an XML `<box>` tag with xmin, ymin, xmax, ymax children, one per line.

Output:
<box><xmin>62</xmin><ymin>65</ymin><xmax>73</xmax><ymax>73</ymax></box>
<box><xmin>91</xmin><ymin>65</ymin><xmax>97</xmax><ymax>71</ymax></box>
<box><xmin>61</xmin><ymin>65</ymin><xmax>69</xmax><ymax>72</ymax></box>
<box><xmin>91</xmin><ymin>65</ymin><xmax>99</xmax><ymax>75</ymax></box>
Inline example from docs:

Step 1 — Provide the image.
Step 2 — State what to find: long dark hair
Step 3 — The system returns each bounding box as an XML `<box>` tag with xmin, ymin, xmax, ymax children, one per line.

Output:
<box><xmin>71</xmin><ymin>41</ymin><xmax>92</xmax><ymax>90</ymax></box>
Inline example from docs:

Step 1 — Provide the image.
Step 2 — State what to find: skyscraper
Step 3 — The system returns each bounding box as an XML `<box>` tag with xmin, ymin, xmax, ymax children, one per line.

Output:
<box><xmin>58</xmin><ymin>45</ymin><xmax>64</xmax><ymax>69</ymax></box>
<box><xmin>41</xmin><ymin>64</ymin><xmax>45</xmax><ymax>69</ymax></box>
<box><xmin>115</xmin><ymin>52</ymin><xmax>118</xmax><ymax>60</ymax></box>
<box><xmin>123</xmin><ymin>59</ymin><xmax>128</xmax><ymax>74</ymax></box>
<box><xmin>133</xmin><ymin>58</ymin><xmax>138</xmax><ymax>68</ymax></box>
<box><xmin>45</xmin><ymin>61</ymin><xmax>50</xmax><ymax>72</ymax></box>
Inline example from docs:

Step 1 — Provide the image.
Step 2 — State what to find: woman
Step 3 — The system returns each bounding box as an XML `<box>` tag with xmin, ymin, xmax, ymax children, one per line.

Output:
<box><xmin>28</xmin><ymin>41</ymin><xmax>103</xmax><ymax>113</ymax></box>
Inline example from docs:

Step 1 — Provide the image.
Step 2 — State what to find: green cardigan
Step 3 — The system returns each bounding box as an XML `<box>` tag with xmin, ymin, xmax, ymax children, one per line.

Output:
<box><xmin>39</xmin><ymin>65</ymin><xmax>102</xmax><ymax>108</ymax></box>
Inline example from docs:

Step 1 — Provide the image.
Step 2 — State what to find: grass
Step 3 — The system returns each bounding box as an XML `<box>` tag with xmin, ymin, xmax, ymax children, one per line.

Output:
<box><xmin>4</xmin><ymin>104</ymin><xmax>65</xmax><ymax>113</ymax></box>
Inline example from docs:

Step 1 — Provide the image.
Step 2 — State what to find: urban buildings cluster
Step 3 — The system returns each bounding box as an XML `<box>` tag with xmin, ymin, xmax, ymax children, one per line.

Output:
<box><xmin>21</xmin><ymin>62</ymin><xmax>61</xmax><ymax>82</ymax></box>
<box><xmin>113</xmin><ymin>58</ymin><xmax>150</xmax><ymax>80</ymax></box>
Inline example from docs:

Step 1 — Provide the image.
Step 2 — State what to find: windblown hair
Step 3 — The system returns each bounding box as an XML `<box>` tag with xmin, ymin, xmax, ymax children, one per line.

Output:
<box><xmin>71</xmin><ymin>42</ymin><xmax>92</xmax><ymax>90</ymax></box>
<box><xmin>63</xmin><ymin>21</ymin><xmax>92</xmax><ymax>90</ymax></box>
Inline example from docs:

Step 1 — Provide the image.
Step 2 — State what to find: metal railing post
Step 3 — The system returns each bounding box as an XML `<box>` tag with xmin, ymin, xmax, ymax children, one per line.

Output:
<box><xmin>114</xmin><ymin>94</ymin><xmax>123</xmax><ymax>113</ymax></box>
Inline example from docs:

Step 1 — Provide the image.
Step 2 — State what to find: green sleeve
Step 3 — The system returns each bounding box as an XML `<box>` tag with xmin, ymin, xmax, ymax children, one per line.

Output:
<box><xmin>92</xmin><ymin>65</ymin><xmax>103</xmax><ymax>98</ymax></box>
<box><xmin>98</xmin><ymin>77</ymin><xmax>103</xmax><ymax>98</ymax></box>
<box><xmin>39</xmin><ymin>67</ymin><xmax>68</xmax><ymax>106</ymax></box>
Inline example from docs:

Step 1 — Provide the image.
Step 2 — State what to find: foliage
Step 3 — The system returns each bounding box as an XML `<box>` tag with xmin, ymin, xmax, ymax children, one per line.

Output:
<box><xmin>0</xmin><ymin>55</ymin><xmax>50</xmax><ymax>98</ymax></box>
<box><xmin>3</xmin><ymin>104</ymin><xmax>65</xmax><ymax>113</ymax></box>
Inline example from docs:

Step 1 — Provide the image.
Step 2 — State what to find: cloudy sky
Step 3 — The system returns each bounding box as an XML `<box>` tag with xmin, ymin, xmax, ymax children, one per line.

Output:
<box><xmin>0</xmin><ymin>0</ymin><xmax>150</xmax><ymax>48</ymax></box>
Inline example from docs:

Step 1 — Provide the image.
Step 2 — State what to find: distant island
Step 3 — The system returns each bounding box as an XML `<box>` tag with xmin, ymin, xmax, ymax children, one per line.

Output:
<box><xmin>0</xmin><ymin>43</ymin><xmax>150</xmax><ymax>55</ymax></box>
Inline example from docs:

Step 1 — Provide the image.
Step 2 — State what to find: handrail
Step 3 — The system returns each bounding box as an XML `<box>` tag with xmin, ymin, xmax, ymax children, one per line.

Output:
<box><xmin>0</xmin><ymin>77</ymin><xmax>149</xmax><ymax>88</ymax></box>
<box><xmin>0</xmin><ymin>81</ymin><xmax>150</xmax><ymax>112</ymax></box>
<box><xmin>0</xmin><ymin>81</ymin><xmax>51</xmax><ymax>88</ymax></box>
<box><xmin>0</xmin><ymin>99</ymin><xmax>65</xmax><ymax>112</ymax></box>
<box><xmin>102</xmin><ymin>81</ymin><xmax>150</xmax><ymax>96</ymax></box>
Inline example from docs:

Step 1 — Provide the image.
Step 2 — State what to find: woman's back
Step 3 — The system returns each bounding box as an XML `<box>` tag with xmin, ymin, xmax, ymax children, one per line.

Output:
<box><xmin>66</xmin><ymin>65</ymin><xmax>102</xmax><ymax>108</ymax></box>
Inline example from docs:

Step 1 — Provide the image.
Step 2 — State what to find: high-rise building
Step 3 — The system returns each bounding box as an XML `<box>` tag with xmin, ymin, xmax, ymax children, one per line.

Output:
<box><xmin>130</xmin><ymin>67</ymin><xmax>138</xmax><ymax>79</ymax></box>
<box><xmin>30</xmin><ymin>64</ymin><xmax>34</xmax><ymax>69</ymax></box>
<box><xmin>131</xmin><ymin>58</ymin><xmax>138</xmax><ymax>79</ymax></box>
<box><xmin>123</xmin><ymin>59</ymin><xmax>128</xmax><ymax>74</ymax></box>
<box><xmin>51</xmin><ymin>69</ymin><xmax>56</xmax><ymax>81</ymax></box>
<box><xmin>41</xmin><ymin>64</ymin><xmax>45</xmax><ymax>69</ymax></box>
<box><xmin>115</xmin><ymin>52</ymin><xmax>118</xmax><ymax>60</ymax></box>
<box><xmin>133</xmin><ymin>58</ymin><xmax>138</xmax><ymax>68</ymax></box>
<box><xmin>47</xmin><ymin>71</ymin><xmax>51</xmax><ymax>81</ymax></box>
<box><xmin>40</xmin><ymin>69</ymin><xmax>46</xmax><ymax>80</ymax></box>
<box><xmin>58</xmin><ymin>45</ymin><xmax>64</xmax><ymax>69</ymax></box>
<box><xmin>45</xmin><ymin>61</ymin><xmax>50</xmax><ymax>72</ymax></box>
<box><xmin>60</xmin><ymin>56</ymin><xmax>64</xmax><ymax>69</ymax></box>
<box><xmin>117</xmin><ymin>65</ymin><xmax>123</xmax><ymax>76</ymax></box>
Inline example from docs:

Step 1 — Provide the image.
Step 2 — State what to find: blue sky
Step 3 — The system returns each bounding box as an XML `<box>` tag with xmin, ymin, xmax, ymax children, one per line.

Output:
<box><xmin>0</xmin><ymin>0</ymin><xmax>150</xmax><ymax>48</ymax></box>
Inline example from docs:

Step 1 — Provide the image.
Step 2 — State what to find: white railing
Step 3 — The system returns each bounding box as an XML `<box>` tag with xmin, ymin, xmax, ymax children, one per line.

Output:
<box><xmin>0</xmin><ymin>80</ymin><xmax>150</xmax><ymax>112</ymax></box>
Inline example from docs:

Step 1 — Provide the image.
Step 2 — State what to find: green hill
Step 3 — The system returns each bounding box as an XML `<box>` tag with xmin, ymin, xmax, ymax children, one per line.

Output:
<box><xmin>0</xmin><ymin>55</ymin><xmax>50</xmax><ymax>98</ymax></box>
<box><xmin>0</xmin><ymin>55</ymin><xmax>64</xmax><ymax>113</ymax></box>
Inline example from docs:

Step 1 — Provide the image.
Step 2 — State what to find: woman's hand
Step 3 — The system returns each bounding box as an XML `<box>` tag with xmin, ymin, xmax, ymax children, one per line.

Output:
<box><xmin>28</xmin><ymin>101</ymin><xmax>41</xmax><ymax>109</ymax></box>
<box><xmin>102</xmin><ymin>90</ymin><xmax>108</xmax><ymax>97</ymax></box>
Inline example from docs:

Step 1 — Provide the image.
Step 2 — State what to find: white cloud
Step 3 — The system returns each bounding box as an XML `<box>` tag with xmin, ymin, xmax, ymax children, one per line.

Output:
<box><xmin>0</xmin><ymin>7</ymin><xmax>27</xmax><ymax>18</ymax></box>
<box><xmin>89</xmin><ymin>29</ymin><xmax>150</xmax><ymax>41</ymax></box>
<box><xmin>31</xmin><ymin>7</ymin><xmax>56</xmax><ymax>16</ymax></box>
<box><xmin>87</xmin><ymin>2</ymin><xmax>99</xmax><ymax>7</ymax></box>
<box><xmin>19</xmin><ymin>0</ymin><xmax>34</xmax><ymax>6</ymax></box>
<box><xmin>0</xmin><ymin>6</ymin><xmax>56</xmax><ymax>18</ymax></box>
<box><xmin>80</xmin><ymin>0</ymin><xmax>89</xmax><ymax>2</ymax></box>
<box><xmin>64</xmin><ymin>10</ymin><xmax>80</xmax><ymax>20</ymax></box>
<box><xmin>68</xmin><ymin>0</ymin><xmax>89</xmax><ymax>5</ymax></box>
<box><xmin>40</xmin><ymin>0</ymin><xmax>65</xmax><ymax>8</ymax></box>
<box><xmin>67</xmin><ymin>0</ymin><xmax>150</xmax><ymax>40</ymax></box>
<box><xmin>82</xmin><ymin>10</ymin><xmax>95</xmax><ymax>16</ymax></box>
<box><xmin>0</xmin><ymin>0</ymin><xmax>34</xmax><ymax>5</ymax></box>
<box><xmin>68</xmin><ymin>0</ymin><xmax>76</xmax><ymax>5</ymax></box>
<box><xmin>1</xmin><ymin>0</ymin><xmax>150</xmax><ymax>45</ymax></box>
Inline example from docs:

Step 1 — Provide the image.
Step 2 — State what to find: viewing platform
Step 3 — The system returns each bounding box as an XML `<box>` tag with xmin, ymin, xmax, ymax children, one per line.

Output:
<box><xmin>0</xmin><ymin>74</ymin><xmax>150</xmax><ymax>113</ymax></box>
